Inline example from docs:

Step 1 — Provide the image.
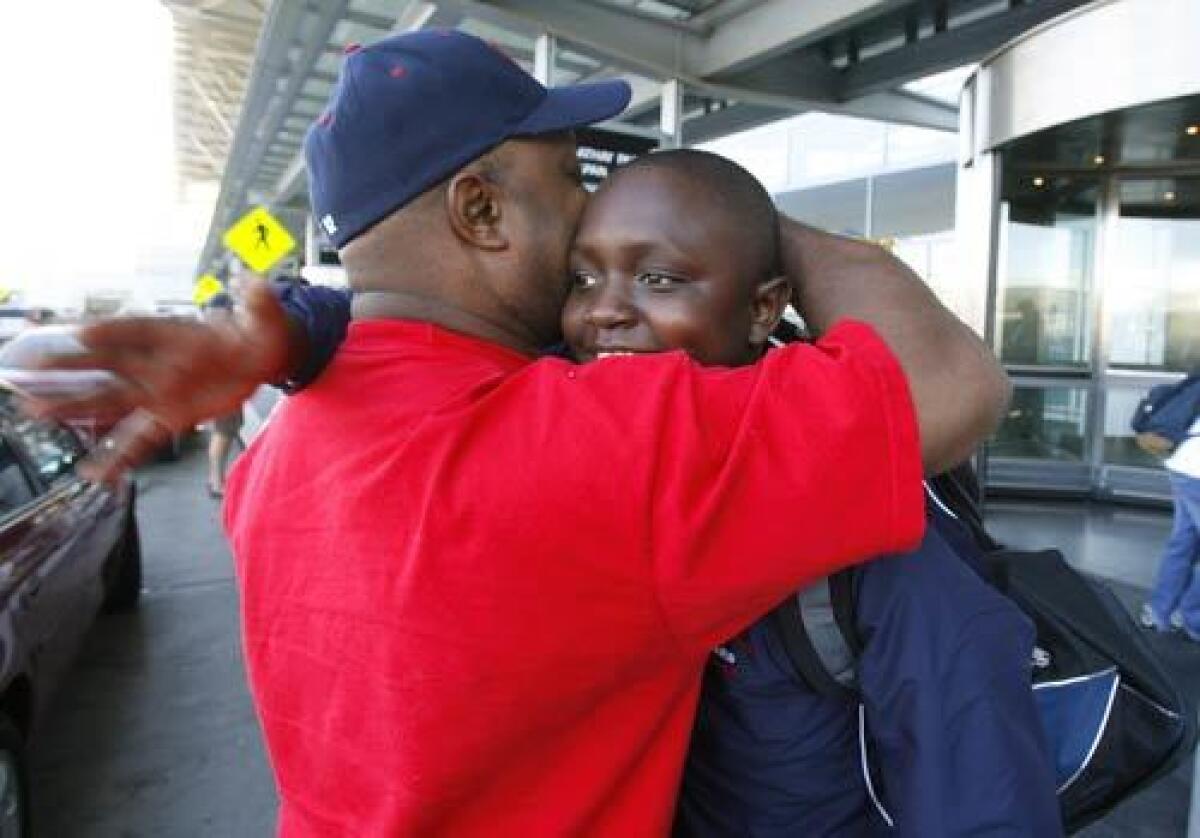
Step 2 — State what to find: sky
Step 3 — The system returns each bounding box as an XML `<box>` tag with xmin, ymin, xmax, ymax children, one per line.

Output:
<box><xmin>0</xmin><ymin>1</ymin><xmax>208</xmax><ymax>311</ymax></box>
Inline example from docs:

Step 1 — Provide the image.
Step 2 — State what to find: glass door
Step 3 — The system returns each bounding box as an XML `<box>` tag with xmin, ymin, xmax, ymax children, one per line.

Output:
<box><xmin>977</xmin><ymin>94</ymin><xmax>1200</xmax><ymax>502</ymax></box>
<box><xmin>1098</xmin><ymin>176</ymin><xmax>1200</xmax><ymax>499</ymax></box>
<box><xmin>985</xmin><ymin>168</ymin><xmax>1100</xmax><ymax>492</ymax></box>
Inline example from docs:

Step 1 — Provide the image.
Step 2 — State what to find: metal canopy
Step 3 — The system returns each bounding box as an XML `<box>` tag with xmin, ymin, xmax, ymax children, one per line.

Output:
<box><xmin>167</xmin><ymin>0</ymin><xmax>268</xmax><ymax>183</ymax></box>
<box><xmin>168</xmin><ymin>0</ymin><xmax>1096</xmax><ymax>276</ymax></box>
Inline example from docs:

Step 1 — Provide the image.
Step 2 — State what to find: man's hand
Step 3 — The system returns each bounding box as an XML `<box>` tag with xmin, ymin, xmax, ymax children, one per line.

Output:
<box><xmin>24</xmin><ymin>280</ymin><xmax>292</xmax><ymax>482</ymax></box>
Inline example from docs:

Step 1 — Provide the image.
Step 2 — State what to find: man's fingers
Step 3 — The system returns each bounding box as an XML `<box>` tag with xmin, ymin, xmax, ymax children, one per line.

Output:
<box><xmin>76</xmin><ymin>317</ymin><xmax>207</xmax><ymax>354</ymax></box>
<box><xmin>238</xmin><ymin>279</ymin><xmax>291</xmax><ymax>378</ymax></box>
<box><xmin>20</xmin><ymin>379</ymin><xmax>144</xmax><ymax>426</ymax></box>
<box><xmin>79</xmin><ymin>410</ymin><xmax>175</xmax><ymax>484</ymax></box>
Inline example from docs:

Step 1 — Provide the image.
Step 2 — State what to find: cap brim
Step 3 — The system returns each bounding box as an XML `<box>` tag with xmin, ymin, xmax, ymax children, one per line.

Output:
<box><xmin>513</xmin><ymin>79</ymin><xmax>632</xmax><ymax>136</ymax></box>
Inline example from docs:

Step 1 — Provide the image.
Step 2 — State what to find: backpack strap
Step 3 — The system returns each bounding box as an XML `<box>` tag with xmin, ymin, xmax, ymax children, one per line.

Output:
<box><xmin>828</xmin><ymin>569</ymin><xmax>862</xmax><ymax>655</ymax></box>
<box><xmin>927</xmin><ymin>467</ymin><xmax>1002</xmax><ymax>552</ymax></box>
<box><xmin>770</xmin><ymin>577</ymin><xmax>860</xmax><ymax>699</ymax></box>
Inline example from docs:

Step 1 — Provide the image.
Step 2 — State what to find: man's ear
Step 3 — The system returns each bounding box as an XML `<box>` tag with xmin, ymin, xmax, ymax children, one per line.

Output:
<box><xmin>749</xmin><ymin>276</ymin><xmax>791</xmax><ymax>346</ymax></box>
<box><xmin>445</xmin><ymin>170</ymin><xmax>508</xmax><ymax>251</ymax></box>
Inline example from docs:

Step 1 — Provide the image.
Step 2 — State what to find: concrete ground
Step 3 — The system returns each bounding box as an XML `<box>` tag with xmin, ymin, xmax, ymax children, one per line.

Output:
<box><xmin>29</xmin><ymin>440</ymin><xmax>277</xmax><ymax>836</ymax></box>
<box><xmin>26</xmin><ymin>442</ymin><xmax>1200</xmax><ymax>836</ymax></box>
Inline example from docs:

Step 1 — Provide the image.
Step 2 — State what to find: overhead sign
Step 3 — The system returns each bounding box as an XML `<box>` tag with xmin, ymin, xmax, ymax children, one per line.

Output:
<box><xmin>222</xmin><ymin>206</ymin><xmax>296</xmax><ymax>274</ymax></box>
<box><xmin>575</xmin><ymin>128</ymin><xmax>658</xmax><ymax>192</ymax></box>
<box><xmin>193</xmin><ymin>274</ymin><xmax>224</xmax><ymax>307</ymax></box>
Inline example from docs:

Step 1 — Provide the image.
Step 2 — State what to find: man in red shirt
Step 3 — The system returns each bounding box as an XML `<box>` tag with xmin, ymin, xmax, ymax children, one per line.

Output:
<box><xmin>31</xmin><ymin>31</ymin><xmax>1008</xmax><ymax>836</ymax></box>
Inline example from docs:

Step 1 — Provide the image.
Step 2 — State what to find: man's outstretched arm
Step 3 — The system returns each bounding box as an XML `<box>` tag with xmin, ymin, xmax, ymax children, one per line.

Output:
<box><xmin>781</xmin><ymin>219</ymin><xmax>1009</xmax><ymax>475</ymax></box>
<box><xmin>23</xmin><ymin>280</ymin><xmax>349</xmax><ymax>480</ymax></box>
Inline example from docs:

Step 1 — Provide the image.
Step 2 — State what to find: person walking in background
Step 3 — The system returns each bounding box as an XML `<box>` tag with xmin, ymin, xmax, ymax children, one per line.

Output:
<box><xmin>201</xmin><ymin>292</ymin><xmax>243</xmax><ymax>498</ymax></box>
<box><xmin>1143</xmin><ymin>415</ymin><xmax>1200</xmax><ymax>641</ymax></box>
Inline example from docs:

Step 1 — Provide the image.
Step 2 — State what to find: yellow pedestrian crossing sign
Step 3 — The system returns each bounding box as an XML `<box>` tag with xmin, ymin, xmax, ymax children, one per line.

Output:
<box><xmin>193</xmin><ymin>274</ymin><xmax>225</xmax><ymax>307</ymax></box>
<box><xmin>222</xmin><ymin>206</ymin><xmax>296</xmax><ymax>274</ymax></box>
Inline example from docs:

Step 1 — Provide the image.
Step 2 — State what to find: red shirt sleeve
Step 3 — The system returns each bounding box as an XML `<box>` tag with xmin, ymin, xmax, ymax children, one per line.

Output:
<box><xmin>646</xmin><ymin>321</ymin><xmax>924</xmax><ymax>650</ymax></box>
<box><xmin>494</xmin><ymin>319</ymin><xmax>925</xmax><ymax>654</ymax></box>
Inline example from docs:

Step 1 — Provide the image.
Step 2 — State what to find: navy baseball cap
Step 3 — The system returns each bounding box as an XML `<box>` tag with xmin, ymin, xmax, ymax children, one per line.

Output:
<box><xmin>305</xmin><ymin>30</ymin><xmax>632</xmax><ymax>248</ymax></box>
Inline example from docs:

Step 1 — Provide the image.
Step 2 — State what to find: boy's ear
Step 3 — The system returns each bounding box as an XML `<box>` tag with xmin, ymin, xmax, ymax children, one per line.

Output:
<box><xmin>749</xmin><ymin>276</ymin><xmax>791</xmax><ymax>346</ymax></box>
<box><xmin>445</xmin><ymin>170</ymin><xmax>509</xmax><ymax>251</ymax></box>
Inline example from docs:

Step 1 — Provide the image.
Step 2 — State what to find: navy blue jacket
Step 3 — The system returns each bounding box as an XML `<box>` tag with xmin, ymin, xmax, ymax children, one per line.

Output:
<box><xmin>273</xmin><ymin>283</ymin><xmax>1061</xmax><ymax>836</ymax></box>
<box><xmin>678</xmin><ymin>503</ymin><xmax>1061</xmax><ymax>837</ymax></box>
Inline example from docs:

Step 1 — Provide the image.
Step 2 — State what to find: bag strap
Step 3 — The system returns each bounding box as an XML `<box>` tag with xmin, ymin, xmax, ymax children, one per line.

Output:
<box><xmin>769</xmin><ymin>472</ymin><xmax>1000</xmax><ymax>698</ymax></box>
<box><xmin>770</xmin><ymin>576</ymin><xmax>860</xmax><ymax>699</ymax></box>
<box><xmin>927</xmin><ymin>468</ymin><xmax>1002</xmax><ymax>552</ymax></box>
<box><xmin>828</xmin><ymin>569</ymin><xmax>862</xmax><ymax>655</ymax></box>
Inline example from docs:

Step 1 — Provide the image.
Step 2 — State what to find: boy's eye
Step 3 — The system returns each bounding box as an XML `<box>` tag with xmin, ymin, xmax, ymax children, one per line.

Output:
<box><xmin>638</xmin><ymin>272</ymin><xmax>685</xmax><ymax>289</ymax></box>
<box><xmin>571</xmin><ymin>270</ymin><xmax>598</xmax><ymax>290</ymax></box>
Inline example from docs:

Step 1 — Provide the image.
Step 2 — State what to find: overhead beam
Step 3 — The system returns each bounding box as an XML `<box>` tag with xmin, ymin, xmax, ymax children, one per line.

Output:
<box><xmin>711</xmin><ymin>51</ymin><xmax>841</xmax><ymax>102</ymax></box>
<box><xmin>439</xmin><ymin>0</ymin><xmax>694</xmax><ymax>79</ymax></box>
<box><xmin>692</xmin><ymin>0</ymin><xmax>911</xmax><ymax>76</ymax></box>
<box><xmin>840</xmin><ymin>0</ymin><xmax>1096</xmax><ymax>99</ymax></box>
<box><xmin>222</xmin><ymin>1</ymin><xmax>349</xmax><ymax>212</ymax></box>
<box><xmin>344</xmin><ymin>9</ymin><xmax>399</xmax><ymax>30</ymax></box>
<box><xmin>442</xmin><ymin>0</ymin><xmax>954</xmax><ymax>135</ymax></box>
<box><xmin>835</xmin><ymin>90</ymin><xmax>958</xmax><ymax>131</ymax></box>
<box><xmin>185</xmin><ymin>81</ymin><xmax>234</xmax><ymax>139</ymax></box>
<box><xmin>273</xmin><ymin>153</ymin><xmax>310</xmax><ymax>207</ymax></box>
<box><xmin>444</xmin><ymin>0</ymin><xmax>913</xmax><ymax>83</ymax></box>
<box><xmin>187</xmin><ymin>133</ymin><xmax>224</xmax><ymax>172</ymax></box>
<box><xmin>684</xmin><ymin>102</ymin><xmax>794</xmax><ymax>145</ymax></box>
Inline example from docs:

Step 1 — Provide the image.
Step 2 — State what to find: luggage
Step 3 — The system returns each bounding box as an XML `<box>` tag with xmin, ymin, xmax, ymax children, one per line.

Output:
<box><xmin>772</xmin><ymin>468</ymin><xmax>1197</xmax><ymax>834</ymax></box>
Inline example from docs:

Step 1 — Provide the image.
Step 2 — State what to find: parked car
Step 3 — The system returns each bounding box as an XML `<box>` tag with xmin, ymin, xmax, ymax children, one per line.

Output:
<box><xmin>0</xmin><ymin>381</ymin><xmax>140</xmax><ymax>835</ymax></box>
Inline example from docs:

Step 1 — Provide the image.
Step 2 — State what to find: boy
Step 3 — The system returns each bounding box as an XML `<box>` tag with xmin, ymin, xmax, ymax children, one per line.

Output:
<box><xmin>267</xmin><ymin>148</ymin><xmax>1060</xmax><ymax>835</ymax></box>
<box><xmin>564</xmin><ymin>150</ymin><xmax>1059</xmax><ymax>836</ymax></box>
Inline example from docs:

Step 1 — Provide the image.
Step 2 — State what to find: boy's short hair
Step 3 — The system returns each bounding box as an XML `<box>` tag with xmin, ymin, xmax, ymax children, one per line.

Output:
<box><xmin>613</xmin><ymin>149</ymin><xmax>781</xmax><ymax>284</ymax></box>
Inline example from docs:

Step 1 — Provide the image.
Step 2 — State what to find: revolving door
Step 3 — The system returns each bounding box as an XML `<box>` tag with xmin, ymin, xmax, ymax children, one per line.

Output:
<box><xmin>956</xmin><ymin>0</ymin><xmax>1200</xmax><ymax>501</ymax></box>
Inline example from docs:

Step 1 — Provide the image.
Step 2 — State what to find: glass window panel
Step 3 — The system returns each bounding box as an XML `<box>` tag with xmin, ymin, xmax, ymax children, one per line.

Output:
<box><xmin>870</xmin><ymin>165</ymin><xmax>956</xmax><ymax>239</ymax></box>
<box><xmin>883</xmin><ymin>124</ymin><xmax>959</xmax><ymax>170</ymax></box>
<box><xmin>893</xmin><ymin>232</ymin><xmax>965</xmax><ymax>319</ymax></box>
<box><xmin>988</xmin><ymin>385</ymin><xmax>1089</xmax><ymax>462</ymax></box>
<box><xmin>1109</xmin><ymin>179</ymin><xmax>1200</xmax><ymax>371</ymax></box>
<box><xmin>996</xmin><ymin>176</ymin><xmax>1097</xmax><ymax>367</ymax></box>
<box><xmin>9</xmin><ymin>417</ymin><xmax>84</xmax><ymax>485</ymax></box>
<box><xmin>774</xmin><ymin>179</ymin><xmax>869</xmax><ymax>238</ymax></box>
<box><xmin>0</xmin><ymin>442</ymin><xmax>35</xmax><ymax>517</ymax></box>
<box><xmin>785</xmin><ymin>113</ymin><xmax>886</xmax><ymax>187</ymax></box>
<box><xmin>701</xmin><ymin>120</ymin><xmax>792</xmax><ymax>192</ymax></box>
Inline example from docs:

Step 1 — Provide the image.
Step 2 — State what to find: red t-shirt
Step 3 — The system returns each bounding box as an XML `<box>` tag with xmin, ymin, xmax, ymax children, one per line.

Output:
<box><xmin>225</xmin><ymin>319</ymin><xmax>924</xmax><ymax>836</ymax></box>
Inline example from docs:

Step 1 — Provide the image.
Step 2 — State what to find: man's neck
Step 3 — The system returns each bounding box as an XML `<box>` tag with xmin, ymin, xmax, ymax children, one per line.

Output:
<box><xmin>351</xmin><ymin>290</ymin><xmax>541</xmax><ymax>358</ymax></box>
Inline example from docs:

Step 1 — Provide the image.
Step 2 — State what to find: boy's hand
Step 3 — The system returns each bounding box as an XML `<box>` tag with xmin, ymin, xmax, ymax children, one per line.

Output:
<box><xmin>23</xmin><ymin>280</ymin><xmax>291</xmax><ymax>482</ymax></box>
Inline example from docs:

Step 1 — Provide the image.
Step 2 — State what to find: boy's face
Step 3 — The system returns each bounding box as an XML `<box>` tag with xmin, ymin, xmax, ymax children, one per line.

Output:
<box><xmin>561</xmin><ymin>167</ymin><xmax>784</xmax><ymax>368</ymax></box>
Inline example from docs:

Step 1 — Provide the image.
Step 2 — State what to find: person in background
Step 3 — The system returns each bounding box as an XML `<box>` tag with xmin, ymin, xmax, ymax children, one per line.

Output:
<box><xmin>1142</xmin><ymin>385</ymin><xmax>1200</xmax><ymax>642</ymax></box>
<box><xmin>200</xmin><ymin>292</ymin><xmax>243</xmax><ymax>498</ymax></box>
